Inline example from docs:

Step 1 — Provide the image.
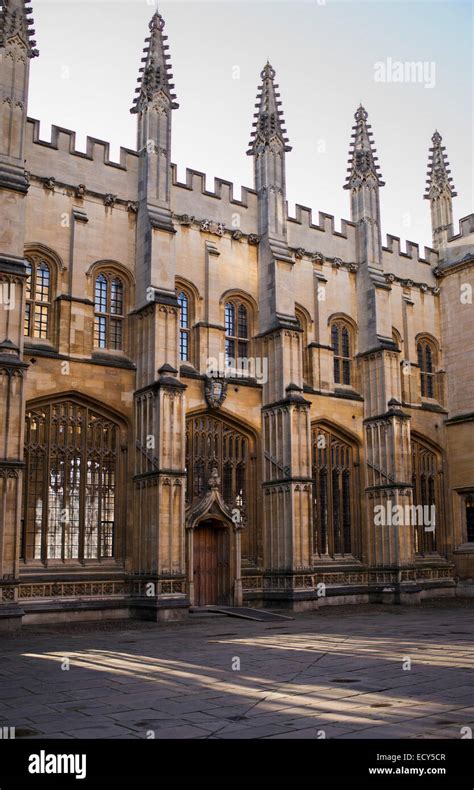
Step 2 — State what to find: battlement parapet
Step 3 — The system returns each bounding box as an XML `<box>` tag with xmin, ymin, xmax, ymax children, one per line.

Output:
<box><xmin>27</xmin><ymin>118</ymin><xmax>138</xmax><ymax>169</ymax></box>
<box><xmin>383</xmin><ymin>234</ymin><xmax>438</xmax><ymax>266</ymax></box>
<box><xmin>449</xmin><ymin>214</ymin><xmax>474</xmax><ymax>241</ymax></box>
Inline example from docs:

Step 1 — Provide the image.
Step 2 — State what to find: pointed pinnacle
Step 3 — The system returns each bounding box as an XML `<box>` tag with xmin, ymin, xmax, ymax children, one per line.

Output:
<box><xmin>0</xmin><ymin>0</ymin><xmax>39</xmax><ymax>57</ymax></box>
<box><xmin>131</xmin><ymin>9</ymin><xmax>178</xmax><ymax>114</ymax></box>
<box><xmin>344</xmin><ymin>104</ymin><xmax>384</xmax><ymax>189</ymax></box>
<box><xmin>247</xmin><ymin>62</ymin><xmax>291</xmax><ymax>155</ymax></box>
<box><xmin>424</xmin><ymin>130</ymin><xmax>456</xmax><ymax>199</ymax></box>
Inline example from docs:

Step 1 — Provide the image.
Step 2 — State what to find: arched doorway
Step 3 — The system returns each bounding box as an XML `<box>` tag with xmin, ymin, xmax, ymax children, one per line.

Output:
<box><xmin>186</xmin><ymin>467</ymin><xmax>243</xmax><ymax>607</ymax></box>
<box><xmin>193</xmin><ymin>518</ymin><xmax>230</xmax><ymax>605</ymax></box>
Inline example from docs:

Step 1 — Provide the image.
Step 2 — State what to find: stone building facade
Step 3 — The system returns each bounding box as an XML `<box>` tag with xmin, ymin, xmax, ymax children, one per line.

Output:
<box><xmin>1</xmin><ymin>2</ymin><xmax>473</xmax><ymax>628</ymax></box>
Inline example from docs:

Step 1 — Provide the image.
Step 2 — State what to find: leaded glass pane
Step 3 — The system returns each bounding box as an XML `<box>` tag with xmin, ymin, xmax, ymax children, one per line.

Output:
<box><xmin>36</xmin><ymin>263</ymin><xmax>50</xmax><ymax>302</ymax></box>
<box><xmin>110</xmin><ymin>278</ymin><xmax>123</xmax><ymax>316</ymax></box>
<box><xmin>178</xmin><ymin>292</ymin><xmax>188</xmax><ymax>328</ymax></box>
<box><xmin>95</xmin><ymin>274</ymin><xmax>107</xmax><ymax>313</ymax></box>
<box><xmin>225</xmin><ymin>303</ymin><xmax>234</xmax><ymax>336</ymax></box>
<box><xmin>237</xmin><ymin>304</ymin><xmax>248</xmax><ymax>338</ymax></box>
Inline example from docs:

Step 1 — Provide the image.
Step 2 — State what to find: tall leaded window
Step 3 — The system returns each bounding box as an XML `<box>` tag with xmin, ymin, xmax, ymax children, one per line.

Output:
<box><xmin>331</xmin><ymin>320</ymin><xmax>352</xmax><ymax>385</ymax></box>
<box><xmin>94</xmin><ymin>273</ymin><xmax>124</xmax><ymax>350</ymax></box>
<box><xmin>417</xmin><ymin>339</ymin><xmax>436</xmax><ymax>398</ymax></box>
<box><xmin>186</xmin><ymin>415</ymin><xmax>248</xmax><ymax>508</ymax></box>
<box><xmin>177</xmin><ymin>290</ymin><xmax>190</xmax><ymax>362</ymax></box>
<box><xmin>311</xmin><ymin>425</ymin><xmax>357</xmax><ymax>557</ymax></box>
<box><xmin>24</xmin><ymin>258</ymin><xmax>51</xmax><ymax>339</ymax></box>
<box><xmin>411</xmin><ymin>438</ymin><xmax>439</xmax><ymax>554</ymax></box>
<box><xmin>225</xmin><ymin>300</ymin><xmax>249</xmax><ymax>368</ymax></box>
<box><xmin>22</xmin><ymin>400</ymin><xmax>120</xmax><ymax>562</ymax></box>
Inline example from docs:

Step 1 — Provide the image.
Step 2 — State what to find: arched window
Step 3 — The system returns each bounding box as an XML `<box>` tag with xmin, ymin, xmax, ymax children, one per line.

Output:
<box><xmin>225</xmin><ymin>299</ymin><xmax>249</xmax><ymax>369</ymax></box>
<box><xmin>22</xmin><ymin>400</ymin><xmax>122</xmax><ymax>563</ymax></box>
<box><xmin>417</xmin><ymin>338</ymin><xmax>437</xmax><ymax>398</ymax></box>
<box><xmin>311</xmin><ymin>425</ymin><xmax>358</xmax><ymax>557</ymax></box>
<box><xmin>94</xmin><ymin>273</ymin><xmax>124</xmax><ymax>350</ymax></box>
<box><xmin>331</xmin><ymin>320</ymin><xmax>352</xmax><ymax>385</ymax></box>
<box><xmin>411</xmin><ymin>437</ymin><xmax>439</xmax><ymax>554</ymax></box>
<box><xmin>24</xmin><ymin>257</ymin><xmax>51</xmax><ymax>340</ymax></box>
<box><xmin>177</xmin><ymin>290</ymin><xmax>190</xmax><ymax>362</ymax></box>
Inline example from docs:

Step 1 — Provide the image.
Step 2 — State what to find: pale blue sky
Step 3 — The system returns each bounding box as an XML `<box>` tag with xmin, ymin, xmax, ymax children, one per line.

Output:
<box><xmin>28</xmin><ymin>0</ymin><xmax>472</xmax><ymax>249</ymax></box>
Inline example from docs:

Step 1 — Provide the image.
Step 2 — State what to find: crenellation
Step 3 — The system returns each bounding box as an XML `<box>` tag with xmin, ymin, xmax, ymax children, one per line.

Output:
<box><xmin>318</xmin><ymin>211</ymin><xmax>336</xmax><ymax>234</ymax></box>
<box><xmin>383</xmin><ymin>234</ymin><xmax>438</xmax><ymax>268</ymax></box>
<box><xmin>384</xmin><ymin>234</ymin><xmax>401</xmax><ymax>255</ymax></box>
<box><xmin>404</xmin><ymin>240</ymin><xmax>420</xmax><ymax>260</ymax></box>
<box><xmin>27</xmin><ymin>118</ymin><xmax>138</xmax><ymax>170</ymax></box>
<box><xmin>291</xmin><ymin>203</ymin><xmax>313</xmax><ymax>226</ymax></box>
<box><xmin>171</xmin><ymin>165</ymin><xmax>256</xmax><ymax>207</ymax></box>
<box><xmin>449</xmin><ymin>213</ymin><xmax>474</xmax><ymax>241</ymax></box>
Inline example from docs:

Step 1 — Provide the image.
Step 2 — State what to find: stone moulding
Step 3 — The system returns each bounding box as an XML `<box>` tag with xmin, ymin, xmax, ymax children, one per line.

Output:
<box><xmin>17</xmin><ymin>580</ymin><xmax>127</xmax><ymax>599</ymax></box>
<box><xmin>383</xmin><ymin>272</ymin><xmax>439</xmax><ymax>295</ymax></box>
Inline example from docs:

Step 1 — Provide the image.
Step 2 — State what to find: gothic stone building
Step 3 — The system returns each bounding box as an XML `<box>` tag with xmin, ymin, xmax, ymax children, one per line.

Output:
<box><xmin>1</xmin><ymin>2</ymin><xmax>473</xmax><ymax>629</ymax></box>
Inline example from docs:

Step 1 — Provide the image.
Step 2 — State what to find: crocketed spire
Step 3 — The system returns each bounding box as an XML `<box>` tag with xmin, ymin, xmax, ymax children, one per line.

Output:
<box><xmin>344</xmin><ymin>105</ymin><xmax>384</xmax><ymax>190</ymax></box>
<box><xmin>0</xmin><ymin>0</ymin><xmax>38</xmax><ymax>57</ymax></box>
<box><xmin>131</xmin><ymin>10</ymin><xmax>178</xmax><ymax>114</ymax></box>
<box><xmin>247</xmin><ymin>61</ymin><xmax>291</xmax><ymax>155</ymax></box>
<box><xmin>424</xmin><ymin>130</ymin><xmax>457</xmax><ymax>200</ymax></box>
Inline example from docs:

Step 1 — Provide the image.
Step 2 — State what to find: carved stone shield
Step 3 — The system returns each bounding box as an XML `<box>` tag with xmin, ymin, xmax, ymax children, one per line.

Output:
<box><xmin>204</xmin><ymin>376</ymin><xmax>228</xmax><ymax>409</ymax></box>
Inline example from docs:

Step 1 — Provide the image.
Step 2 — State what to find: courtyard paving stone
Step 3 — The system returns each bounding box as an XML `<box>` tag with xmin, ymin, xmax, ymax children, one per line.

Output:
<box><xmin>0</xmin><ymin>599</ymin><xmax>472</xmax><ymax>739</ymax></box>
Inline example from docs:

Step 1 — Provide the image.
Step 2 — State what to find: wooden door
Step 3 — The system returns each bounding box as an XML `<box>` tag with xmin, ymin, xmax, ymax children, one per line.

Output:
<box><xmin>194</xmin><ymin>521</ymin><xmax>229</xmax><ymax>605</ymax></box>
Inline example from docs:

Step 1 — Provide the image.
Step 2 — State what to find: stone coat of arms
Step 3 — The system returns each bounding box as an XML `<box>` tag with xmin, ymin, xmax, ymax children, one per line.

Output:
<box><xmin>204</xmin><ymin>376</ymin><xmax>228</xmax><ymax>409</ymax></box>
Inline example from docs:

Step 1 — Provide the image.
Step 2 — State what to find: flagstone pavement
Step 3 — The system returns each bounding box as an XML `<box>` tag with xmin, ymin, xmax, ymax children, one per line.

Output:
<box><xmin>0</xmin><ymin>599</ymin><xmax>473</xmax><ymax>740</ymax></box>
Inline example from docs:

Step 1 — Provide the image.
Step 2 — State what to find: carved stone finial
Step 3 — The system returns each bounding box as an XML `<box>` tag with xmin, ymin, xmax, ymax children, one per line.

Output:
<box><xmin>149</xmin><ymin>11</ymin><xmax>165</xmax><ymax>33</ymax></box>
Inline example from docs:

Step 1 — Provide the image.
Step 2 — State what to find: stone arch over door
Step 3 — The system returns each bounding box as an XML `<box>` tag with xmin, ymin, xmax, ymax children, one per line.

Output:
<box><xmin>185</xmin><ymin>469</ymin><xmax>242</xmax><ymax>606</ymax></box>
